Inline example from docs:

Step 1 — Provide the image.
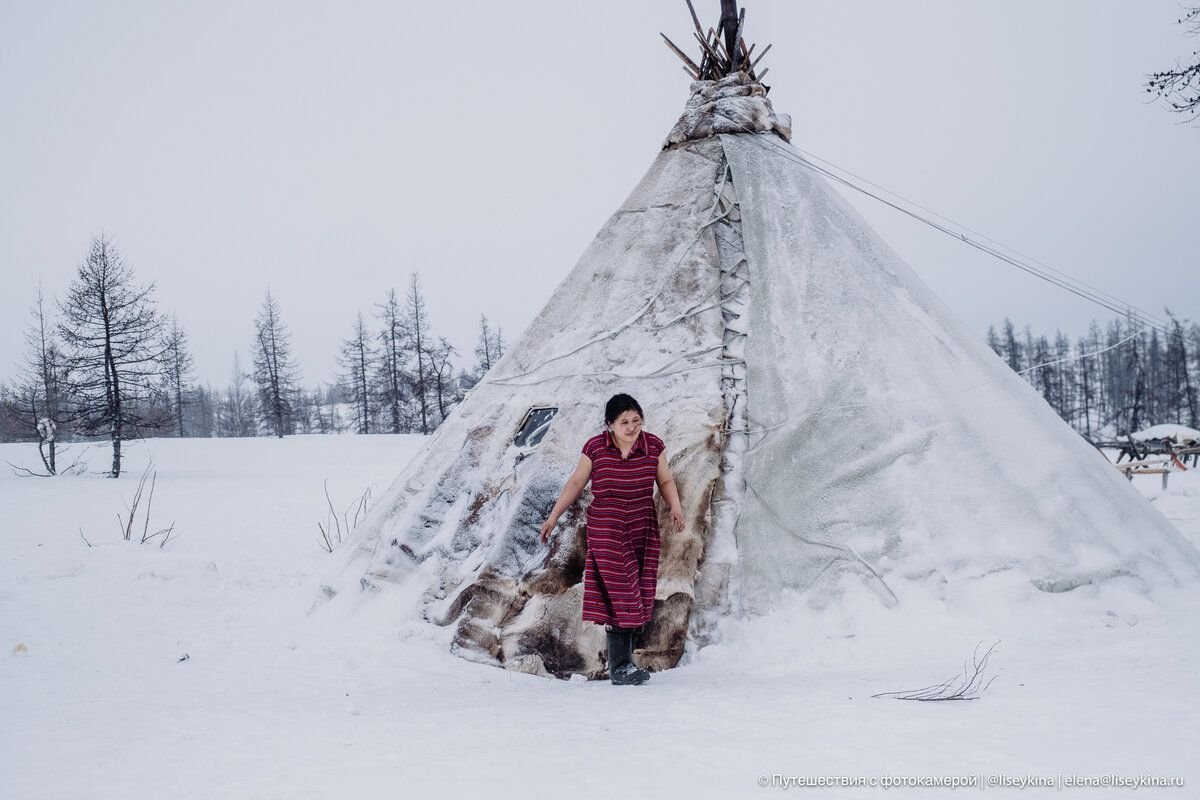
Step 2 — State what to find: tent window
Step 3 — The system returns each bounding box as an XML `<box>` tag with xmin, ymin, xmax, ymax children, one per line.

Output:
<box><xmin>514</xmin><ymin>407</ymin><xmax>558</xmax><ymax>448</ymax></box>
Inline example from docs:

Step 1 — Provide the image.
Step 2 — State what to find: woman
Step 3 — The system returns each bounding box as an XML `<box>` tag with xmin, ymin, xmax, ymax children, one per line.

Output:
<box><xmin>539</xmin><ymin>393</ymin><xmax>685</xmax><ymax>685</ymax></box>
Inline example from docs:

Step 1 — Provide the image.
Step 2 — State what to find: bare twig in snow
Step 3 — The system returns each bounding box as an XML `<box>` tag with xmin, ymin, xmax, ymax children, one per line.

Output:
<box><xmin>5</xmin><ymin>460</ymin><xmax>52</xmax><ymax>477</ymax></box>
<box><xmin>317</xmin><ymin>478</ymin><xmax>374</xmax><ymax>553</ymax></box>
<box><xmin>872</xmin><ymin>640</ymin><xmax>1001</xmax><ymax>701</ymax></box>
<box><xmin>108</xmin><ymin>460</ymin><xmax>178</xmax><ymax>546</ymax></box>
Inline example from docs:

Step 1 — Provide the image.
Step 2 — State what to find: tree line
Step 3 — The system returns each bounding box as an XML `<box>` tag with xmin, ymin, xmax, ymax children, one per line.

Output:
<box><xmin>10</xmin><ymin>237</ymin><xmax>1193</xmax><ymax>479</ymax></box>
<box><xmin>987</xmin><ymin>312</ymin><xmax>1200</xmax><ymax>440</ymax></box>
<box><xmin>0</xmin><ymin>233</ymin><xmax>507</xmax><ymax>476</ymax></box>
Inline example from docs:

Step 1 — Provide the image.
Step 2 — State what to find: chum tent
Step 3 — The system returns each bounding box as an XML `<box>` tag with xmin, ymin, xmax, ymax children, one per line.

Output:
<box><xmin>310</xmin><ymin>5</ymin><xmax>1200</xmax><ymax>680</ymax></box>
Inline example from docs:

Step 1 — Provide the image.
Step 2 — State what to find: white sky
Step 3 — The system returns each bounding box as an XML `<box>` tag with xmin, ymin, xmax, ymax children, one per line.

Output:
<box><xmin>2</xmin><ymin>1</ymin><xmax>1198</xmax><ymax>390</ymax></box>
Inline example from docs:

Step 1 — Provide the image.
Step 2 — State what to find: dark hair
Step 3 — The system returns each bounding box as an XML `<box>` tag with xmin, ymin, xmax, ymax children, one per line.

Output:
<box><xmin>604</xmin><ymin>393</ymin><xmax>644</xmax><ymax>426</ymax></box>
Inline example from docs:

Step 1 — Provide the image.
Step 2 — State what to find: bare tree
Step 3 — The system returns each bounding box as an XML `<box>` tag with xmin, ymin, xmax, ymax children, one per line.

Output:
<box><xmin>290</xmin><ymin>385</ymin><xmax>316</xmax><ymax>434</ymax></box>
<box><xmin>1125</xmin><ymin>316</ymin><xmax>1148</xmax><ymax>434</ymax></box>
<box><xmin>57</xmin><ymin>234</ymin><xmax>165</xmax><ymax>478</ymax></box>
<box><xmin>308</xmin><ymin>383</ymin><xmax>339</xmax><ymax>434</ymax></box>
<box><xmin>1146</xmin><ymin>6</ymin><xmax>1200</xmax><ymax>123</ymax></box>
<box><xmin>0</xmin><ymin>382</ymin><xmax>22</xmax><ymax>442</ymax></box>
<box><xmin>372</xmin><ymin>287</ymin><xmax>410</xmax><ymax>434</ymax></box>
<box><xmin>985</xmin><ymin>324</ymin><xmax>1002</xmax><ymax>359</ymax></box>
<box><xmin>159</xmin><ymin>313</ymin><xmax>197</xmax><ymax>437</ymax></box>
<box><xmin>472</xmin><ymin>314</ymin><xmax>505</xmax><ymax>378</ymax></box>
<box><xmin>1076</xmin><ymin>321</ymin><xmax>1102</xmax><ymax>438</ymax></box>
<box><xmin>336</xmin><ymin>312</ymin><xmax>376</xmax><ymax>434</ymax></box>
<box><xmin>13</xmin><ymin>282</ymin><xmax>70</xmax><ymax>474</ymax></box>
<box><xmin>216</xmin><ymin>351</ymin><xmax>259</xmax><ymax>437</ymax></box>
<box><xmin>1165</xmin><ymin>310</ymin><xmax>1198</xmax><ymax>427</ymax></box>
<box><xmin>251</xmin><ymin>288</ymin><xmax>301</xmax><ymax>438</ymax></box>
<box><xmin>185</xmin><ymin>383</ymin><xmax>217</xmax><ymax>438</ymax></box>
<box><xmin>428</xmin><ymin>336</ymin><xmax>461</xmax><ymax>424</ymax></box>
<box><xmin>1190</xmin><ymin>322</ymin><xmax>1200</xmax><ymax>425</ymax></box>
<box><xmin>404</xmin><ymin>274</ymin><xmax>433</xmax><ymax>434</ymax></box>
<box><xmin>1001</xmin><ymin>318</ymin><xmax>1022</xmax><ymax>372</ymax></box>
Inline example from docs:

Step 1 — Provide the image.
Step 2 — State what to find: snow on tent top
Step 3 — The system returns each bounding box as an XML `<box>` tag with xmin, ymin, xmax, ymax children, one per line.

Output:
<box><xmin>309</xmin><ymin>69</ymin><xmax>1200</xmax><ymax>680</ymax></box>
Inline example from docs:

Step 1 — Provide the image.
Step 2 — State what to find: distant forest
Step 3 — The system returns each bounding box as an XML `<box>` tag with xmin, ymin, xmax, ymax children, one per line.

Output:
<box><xmin>0</xmin><ymin>235</ymin><xmax>505</xmax><ymax>476</ymax></box>
<box><xmin>3</xmin><ymin>238</ymin><xmax>1196</xmax><ymax>476</ymax></box>
<box><xmin>987</xmin><ymin>312</ymin><xmax>1199</xmax><ymax>440</ymax></box>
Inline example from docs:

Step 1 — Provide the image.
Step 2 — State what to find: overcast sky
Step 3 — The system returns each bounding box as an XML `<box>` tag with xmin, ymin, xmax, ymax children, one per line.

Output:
<box><xmin>3</xmin><ymin>1</ymin><xmax>1197</xmax><ymax>390</ymax></box>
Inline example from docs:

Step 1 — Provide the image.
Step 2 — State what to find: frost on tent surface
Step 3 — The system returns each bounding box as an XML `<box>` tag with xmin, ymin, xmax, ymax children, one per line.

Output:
<box><xmin>314</xmin><ymin>133</ymin><xmax>731</xmax><ymax>679</ymax></box>
<box><xmin>313</xmin><ymin>65</ymin><xmax>1200</xmax><ymax>682</ymax></box>
<box><xmin>719</xmin><ymin>131</ymin><xmax>1200</xmax><ymax>618</ymax></box>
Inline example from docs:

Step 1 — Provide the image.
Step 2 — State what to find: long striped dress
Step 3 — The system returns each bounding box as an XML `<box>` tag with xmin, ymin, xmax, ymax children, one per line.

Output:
<box><xmin>579</xmin><ymin>429</ymin><xmax>665</xmax><ymax>628</ymax></box>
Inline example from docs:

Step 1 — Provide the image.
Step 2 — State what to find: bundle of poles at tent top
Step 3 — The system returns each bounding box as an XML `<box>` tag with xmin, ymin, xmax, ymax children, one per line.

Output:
<box><xmin>661</xmin><ymin>0</ymin><xmax>773</xmax><ymax>83</ymax></box>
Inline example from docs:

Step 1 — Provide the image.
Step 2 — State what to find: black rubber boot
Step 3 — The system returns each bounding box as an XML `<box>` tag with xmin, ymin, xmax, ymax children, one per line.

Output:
<box><xmin>607</xmin><ymin>627</ymin><xmax>650</xmax><ymax>686</ymax></box>
<box><xmin>623</xmin><ymin>627</ymin><xmax>650</xmax><ymax>684</ymax></box>
<box><xmin>629</xmin><ymin>624</ymin><xmax>643</xmax><ymax>649</ymax></box>
<box><xmin>605</xmin><ymin>627</ymin><xmax>623</xmax><ymax>676</ymax></box>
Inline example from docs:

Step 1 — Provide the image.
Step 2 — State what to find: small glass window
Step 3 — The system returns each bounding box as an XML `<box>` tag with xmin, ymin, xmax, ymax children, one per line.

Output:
<box><xmin>514</xmin><ymin>406</ymin><xmax>558</xmax><ymax>447</ymax></box>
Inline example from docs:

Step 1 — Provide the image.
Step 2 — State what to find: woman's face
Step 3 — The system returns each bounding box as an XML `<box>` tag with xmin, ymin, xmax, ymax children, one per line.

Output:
<box><xmin>609</xmin><ymin>410</ymin><xmax>643</xmax><ymax>442</ymax></box>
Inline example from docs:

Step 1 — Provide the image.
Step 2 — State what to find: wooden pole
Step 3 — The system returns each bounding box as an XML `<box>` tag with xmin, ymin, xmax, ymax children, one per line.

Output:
<box><xmin>661</xmin><ymin>32</ymin><xmax>702</xmax><ymax>77</ymax></box>
<box><xmin>720</xmin><ymin>0</ymin><xmax>739</xmax><ymax>71</ymax></box>
<box><xmin>731</xmin><ymin>7</ymin><xmax>745</xmax><ymax>70</ymax></box>
<box><xmin>684</xmin><ymin>0</ymin><xmax>705</xmax><ymax>37</ymax></box>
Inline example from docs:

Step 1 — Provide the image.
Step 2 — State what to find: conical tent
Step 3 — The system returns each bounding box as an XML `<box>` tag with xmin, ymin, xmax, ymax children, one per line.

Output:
<box><xmin>311</xmin><ymin>52</ymin><xmax>1200</xmax><ymax>681</ymax></box>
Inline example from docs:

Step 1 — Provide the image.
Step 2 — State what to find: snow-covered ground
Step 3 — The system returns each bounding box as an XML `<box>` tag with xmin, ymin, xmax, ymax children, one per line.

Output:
<box><xmin>2</xmin><ymin>436</ymin><xmax>1198</xmax><ymax>799</ymax></box>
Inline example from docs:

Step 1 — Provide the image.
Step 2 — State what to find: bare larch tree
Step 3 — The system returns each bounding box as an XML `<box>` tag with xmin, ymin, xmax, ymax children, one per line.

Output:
<box><xmin>57</xmin><ymin>234</ymin><xmax>165</xmax><ymax>478</ymax></box>
<box><xmin>14</xmin><ymin>281</ymin><xmax>69</xmax><ymax>474</ymax></box>
<box><xmin>1146</xmin><ymin>6</ymin><xmax>1200</xmax><ymax>122</ymax></box>
<box><xmin>472</xmin><ymin>314</ymin><xmax>506</xmax><ymax>379</ymax></box>
<box><xmin>404</xmin><ymin>274</ymin><xmax>433</xmax><ymax>435</ymax></box>
<box><xmin>373</xmin><ymin>287</ymin><xmax>410</xmax><ymax>434</ymax></box>
<box><xmin>428</xmin><ymin>336</ymin><xmax>460</xmax><ymax>424</ymax></box>
<box><xmin>336</xmin><ymin>312</ymin><xmax>376</xmax><ymax>434</ymax></box>
<box><xmin>251</xmin><ymin>288</ymin><xmax>301</xmax><ymax>438</ymax></box>
<box><xmin>216</xmin><ymin>351</ymin><xmax>259</xmax><ymax>437</ymax></box>
<box><xmin>160</xmin><ymin>312</ymin><xmax>197</xmax><ymax>437</ymax></box>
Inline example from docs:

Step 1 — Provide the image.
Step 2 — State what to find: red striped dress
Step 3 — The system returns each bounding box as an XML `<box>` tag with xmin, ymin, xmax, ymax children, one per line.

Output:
<box><xmin>580</xmin><ymin>429</ymin><xmax>665</xmax><ymax>628</ymax></box>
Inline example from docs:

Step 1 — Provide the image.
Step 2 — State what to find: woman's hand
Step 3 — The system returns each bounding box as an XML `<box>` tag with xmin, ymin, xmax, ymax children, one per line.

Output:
<box><xmin>669</xmin><ymin>506</ymin><xmax>684</xmax><ymax>532</ymax></box>
<box><xmin>538</xmin><ymin>455</ymin><xmax>592</xmax><ymax>546</ymax></box>
<box><xmin>539</xmin><ymin>516</ymin><xmax>558</xmax><ymax>544</ymax></box>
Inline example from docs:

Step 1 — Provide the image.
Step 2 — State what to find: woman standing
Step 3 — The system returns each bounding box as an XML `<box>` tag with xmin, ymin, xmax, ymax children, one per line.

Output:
<box><xmin>539</xmin><ymin>393</ymin><xmax>685</xmax><ymax>685</ymax></box>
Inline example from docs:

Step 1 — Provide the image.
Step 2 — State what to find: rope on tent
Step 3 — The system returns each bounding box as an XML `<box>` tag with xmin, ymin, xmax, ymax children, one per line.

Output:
<box><xmin>483</xmin><ymin>346</ymin><xmax>745</xmax><ymax>388</ymax></box>
<box><xmin>651</xmin><ymin>279</ymin><xmax>751</xmax><ymax>333</ymax></box>
<box><xmin>727</xmin><ymin>128</ymin><xmax>1183</xmax><ymax>342</ymax></box>
<box><xmin>482</xmin><ymin>125</ymin><xmax>1153</xmax><ymax>430</ymax></box>
<box><xmin>649</xmin><ymin>246</ymin><xmax>747</xmax><ymax>332</ymax></box>
<box><xmin>754</xmin><ymin>136</ymin><xmax>1181</xmax><ymax>340</ymax></box>
<box><xmin>785</xmin><ymin>143</ymin><xmax>1177</xmax><ymax>335</ymax></box>
<box><xmin>745</xmin><ymin>481</ymin><xmax>901</xmax><ymax>607</ymax></box>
